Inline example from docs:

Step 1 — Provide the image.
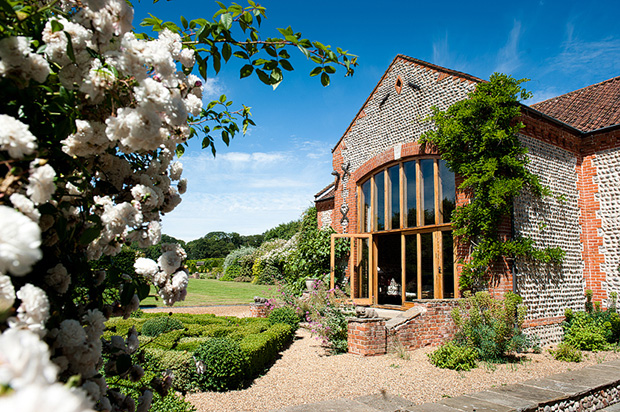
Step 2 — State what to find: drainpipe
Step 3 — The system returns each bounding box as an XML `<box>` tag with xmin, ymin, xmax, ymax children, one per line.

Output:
<box><xmin>511</xmin><ymin>205</ymin><xmax>517</xmax><ymax>294</ymax></box>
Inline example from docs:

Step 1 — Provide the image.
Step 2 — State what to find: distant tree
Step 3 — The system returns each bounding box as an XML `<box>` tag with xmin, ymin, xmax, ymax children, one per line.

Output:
<box><xmin>263</xmin><ymin>219</ymin><xmax>301</xmax><ymax>241</ymax></box>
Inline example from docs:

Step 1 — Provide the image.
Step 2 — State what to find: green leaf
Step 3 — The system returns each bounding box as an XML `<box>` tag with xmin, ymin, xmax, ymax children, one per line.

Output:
<box><xmin>240</xmin><ymin>64</ymin><xmax>253</xmax><ymax>78</ymax></box>
<box><xmin>136</xmin><ymin>282</ymin><xmax>150</xmax><ymax>301</ymax></box>
<box><xmin>222</xmin><ymin>43</ymin><xmax>232</xmax><ymax>62</ymax></box>
<box><xmin>79</xmin><ymin>227</ymin><xmax>101</xmax><ymax>245</ymax></box>
<box><xmin>297</xmin><ymin>45</ymin><xmax>310</xmax><ymax>58</ymax></box>
<box><xmin>321</xmin><ymin>72</ymin><xmax>330</xmax><ymax>87</ymax></box>
<box><xmin>64</xmin><ymin>32</ymin><xmax>76</xmax><ymax>63</ymax></box>
<box><xmin>324</xmin><ymin>65</ymin><xmax>336</xmax><ymax>74</ymax></box>
<box><xmin>222</xmin><ymin>130</ymin><xmax>230</xmax><ymax>145</ymax></box>
<box><xmin>270</xmin><ymin>68</ymin><xmax>283</xmax><ymax>90</ymax></box>
<box><xmin>309</xmin><ymin>67</ymin><xmax>322</xmax><ymax>77</ymax></box>
<box><xmin>197</xmin><ymin>55</ymin><xmax>207</xmax><ymax>79</ymax></box>
<box><xmin>219</xmin><ymin>12</ymin><xmax>233</xmax><ymax>30</ymax></box>
<box><xmin>50</xmin><ymin>19</ymin><xmax>64</xmax><ymax>33</ymax></box>
<box><xmin>176</xmin><ymin>144</ymin><xmax>185</xmax><ymax>157</ymax></box>
<box><xmin>255</xmin><ymin>68</ymin><xmax>271</xmax><ymax>85</ymax></box>
<box><xmin>233</xmin><ymin>51</ymin><xmax>249</xmax><ymax>60</ymax></box>
<box><xmin>280</xmin><ymin>59</ymin><xmax>294</xmax><ymax>71</ymax></box>
<box><xmin>180</xmin><ymin>16</ymin><xmax>188</xmax><ymax>30</ymax></box>
<box><xmin>212</xmin><ymin>51</ymin><xmax>221</xmax><ymax>74</ymax></box>
<box><xmin>278</xmin><ymin>49</ymin><xmax>291</xmax><ymax>59</ymax></box>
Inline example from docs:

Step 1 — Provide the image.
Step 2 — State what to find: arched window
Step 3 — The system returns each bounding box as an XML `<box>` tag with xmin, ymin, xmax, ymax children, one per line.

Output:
<box><xmin>357</xmin><ymin>157</ymin><xmax>456</xmax><ymax>302</ymax></box>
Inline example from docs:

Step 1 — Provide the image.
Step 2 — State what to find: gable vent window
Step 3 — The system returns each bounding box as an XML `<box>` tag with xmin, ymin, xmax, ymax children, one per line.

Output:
<box><xmin>395</xmin><ymin>76</ymin><xmax>403</xmax><ymax>94</ymax></box>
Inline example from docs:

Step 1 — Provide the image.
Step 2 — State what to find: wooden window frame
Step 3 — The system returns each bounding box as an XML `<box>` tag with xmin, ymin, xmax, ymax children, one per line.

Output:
<box><xmin>355</xmin><ymin>157</ymin><xmax>457</xmax><ymax>302</ymax></box>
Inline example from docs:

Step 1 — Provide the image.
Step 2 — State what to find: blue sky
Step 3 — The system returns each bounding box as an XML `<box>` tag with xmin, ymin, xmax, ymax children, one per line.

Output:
<box><xmin>132</xmin><ymin>0</ymin><xmax>620</xmax><ymax>241</ymax></box>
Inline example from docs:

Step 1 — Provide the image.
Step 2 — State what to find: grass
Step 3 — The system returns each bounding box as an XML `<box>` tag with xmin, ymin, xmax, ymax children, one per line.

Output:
<box><xmin>141</xmin><ymin>278</ymin><xmax>273</xmax><ymax>307</ymax></box>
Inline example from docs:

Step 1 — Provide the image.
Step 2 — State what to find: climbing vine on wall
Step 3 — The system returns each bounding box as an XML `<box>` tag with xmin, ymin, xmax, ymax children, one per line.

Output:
<box><xmin>420</xmin><ymin>73</ymin><xmax>564</xmax><ymax>291</ymax></box>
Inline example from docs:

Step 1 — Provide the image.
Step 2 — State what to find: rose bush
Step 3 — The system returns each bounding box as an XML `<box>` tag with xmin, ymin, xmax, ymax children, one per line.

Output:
<box><xmin>0</xmin><ymin>0</ymin><xmax>355</xmax><ymax>410</ymax></box>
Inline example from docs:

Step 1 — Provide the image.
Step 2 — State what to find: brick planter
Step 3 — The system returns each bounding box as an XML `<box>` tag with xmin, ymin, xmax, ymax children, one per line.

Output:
<box><xmin>348</xmin><ymin>318</ymin><xmax>386</xmax><ymax>356</ymax></box>
<box><xmin>250</xmin><ymin>302</ymin><xmax>269</xmax><ymax>318</ymax></box>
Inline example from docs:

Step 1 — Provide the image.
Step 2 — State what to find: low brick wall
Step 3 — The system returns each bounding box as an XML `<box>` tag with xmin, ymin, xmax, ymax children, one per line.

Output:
<box><xmin>348</xmin><ymin>318</ymin><xmax>386</xmax><ymax>356</ymax></box>
<box><xmin>250</xmin><ymin>302</ymin><xmax>269</xmax><ymax>318</ymax></box>
<box><xmin>348</xmin><ymin>301</ymin><xmax>460</xmax><ymax>356</ymax></box>
<box><xmin>387</xmin><ymin>301</ymin><xmax>459</xmax><ymax>351</ymax></box>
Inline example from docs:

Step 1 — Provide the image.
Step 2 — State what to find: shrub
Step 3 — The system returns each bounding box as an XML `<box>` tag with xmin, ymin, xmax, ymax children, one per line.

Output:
<box><xmin>240</xmin><ymin>323</ymin><xmax>294</xmax><ymax>377</ymax></box>
<box><xmin>562</xmin><ymin>308</ymin><xmax>618</xmax><ymax>351</ymax></box>
<box><xmin>550</xmin><ymin>343</ymin><xmax>582</xmax><ymax>363</ymax></box>
<box><xmin>143</xmin><ymin>349</ymin><xmax>198</xmax><ymax>393</ymax></box>
<box><xmin>428</xmin><ymin>342</ymin><xmax>478</xmax><ymax>371</ymax></box>
<box><xmin>222</xmin><ymin>247</ymin><xmax>256</xmax><ymax>281</ymax></box>
<box><xmin>193</xmin><ymin>338</ymin><xmax>248</xmax><ymax>391</ymax></box>
<box><xmin>142</xmin><ymin>316</ymin><xmax>184</xmax><ymax>337</ymax></box>
<box><xmin>142</xmin><ymin>329</ymin><xmax>186</xmax><ymax>350</ymax></box>
<box><xmin>268</xmin><ymin>306</ymin><xmax>300</xmax><ymax>332</ymax></box>
<box><xmin>451</xmin><ymin>291</ymin><xmax>536</xmax><ymax>362</ymax></box>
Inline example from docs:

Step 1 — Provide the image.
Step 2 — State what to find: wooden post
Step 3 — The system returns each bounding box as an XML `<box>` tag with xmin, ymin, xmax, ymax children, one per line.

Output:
<box><xmin>330</xmin><ymin>234</ymin><xmax>335</xmax><ymax>290</ymax></box>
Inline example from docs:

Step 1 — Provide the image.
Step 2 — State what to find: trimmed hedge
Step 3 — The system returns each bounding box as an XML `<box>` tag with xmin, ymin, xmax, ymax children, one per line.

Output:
<box><xmin>142</xmin><ymin>316</ymin><xmax>184</xmax><ymax>337</ymax></box>
<box><xmin>268</xmin><ymin>306</ymin><xmax>299</xmax><ymax>332</ymax></box>
<box><xmin>194</xmin><ymin>338</ymin><xmax>247</xmax><ymax>391</ymax></box>
<box><xmin>106</xmin><ymin>313</ymin><xmax>293</xmax><ymax>393</ymax></box>
<box><xmin>240</xmin><ymin>323</ymin><xmax>294</xmax><ymax>377</ymax></box>
<box><xmin>144</xmin><ymin>348</ymin><xmax>198</xmax><ymax>393</ymax></box>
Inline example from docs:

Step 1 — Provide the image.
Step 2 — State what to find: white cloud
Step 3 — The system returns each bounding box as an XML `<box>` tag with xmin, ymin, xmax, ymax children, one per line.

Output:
<box><xmin>432</xmin><ymin>33</ymin><xmax>452</xmax><ymax>67</ymax></box>
<box><xmin>202</xmin><ymin>77</ymin><xmax>224</xmax><ymax>99</ymax></box>
<box><xmin>495</xmin><ymin>20</ymin><xmax>522</xmax><ymax>74</ymax></box>
<box><xmin>162</xmin><ymin>141</ymin><xmax>333</xmax><ymax>240</ymax></box>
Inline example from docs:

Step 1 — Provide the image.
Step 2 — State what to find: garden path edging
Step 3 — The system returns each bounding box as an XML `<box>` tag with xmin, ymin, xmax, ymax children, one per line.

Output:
<box><xmin>273</xmin><ymin>359</ymin><xmax>620</xmax><ymax>412</ymax></box>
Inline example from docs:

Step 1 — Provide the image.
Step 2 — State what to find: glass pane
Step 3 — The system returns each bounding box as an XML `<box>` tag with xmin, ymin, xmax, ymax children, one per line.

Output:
<box><xmin>377</xmin><ymin>234</ymin><xmax>402</xmax><ymax>305</ymax></box>
<box><xmin>361</xmin><ymin>180</ymin><xmax>371</xmax><ymax>232</ymax></box>
<box><xmin>405</xmin><ymin>235</ymin><xmax>418</xmax><ymax>302</ymax></box>
<box><xmin>442</xmin><ymin>231</ymin><xmax>454</xmax><ymax>299</ymax></box>
<box><xmin>439</xmin><ymin>160</ymin><xmax>456</xmax><ymax>223</ymax></box>
<box><xmin>421</xmin><ymin>159</ymin><xmax>436</xmax><ymax>226</ymax></box>
<box><xmin>376</xmin><ymin>171</ymin><xmax>385</xmax><ymax>231</ymax></box>
<box><xmin>420</xmin><ymin>232</ymin><xmax>434</xmax><ymax>299</ymax></box>
<box><xmin>355</xmin><ymin>238</ymin><xmax>369</xmax><ymax>299</ymax></box>
<box><xmin>404</xmin><ymin>161</ymin><xmax>417</xmax><ymax>227</ymax></box>
<box><xmin>388</xmin><ymin>165</ymin><xmax>400</xmax><ymax>229</ymax></box>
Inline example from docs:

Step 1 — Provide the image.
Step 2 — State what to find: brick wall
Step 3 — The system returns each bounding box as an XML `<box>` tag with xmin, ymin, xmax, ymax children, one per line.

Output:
<box><xmin>330</xmin><ymin>56</ymin><xmax>476</xmax><ymax>234</ymax></box>
<box><xmin>322</xmin><ymin>55</ymin><xmax>620</xmax><ymax>348</ymax></box>
<box><xmin>348</xmin><ymin>318</ymin><xmax>386</xmax><ymax>356</ymax></box>
<box><xmin>387</xmin><ymin>301</ymin><xmax>459</xmax><ymax>351</ymax></box>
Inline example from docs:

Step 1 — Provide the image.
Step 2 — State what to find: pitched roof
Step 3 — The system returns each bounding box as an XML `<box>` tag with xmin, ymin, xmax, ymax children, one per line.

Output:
<box><xmin>332</xmin><ymin>55</ymin><xmax>483</xmax><ymax>152</ymax></box>
<box><xmin>531</xmin><ymin>76</ymin><xmax>620</xmax><ymax>132</ymax></box>
<box><xmin>314</xmin><ymin>182</ymin><xmax>335</xmax><ymax>202</ymax></box>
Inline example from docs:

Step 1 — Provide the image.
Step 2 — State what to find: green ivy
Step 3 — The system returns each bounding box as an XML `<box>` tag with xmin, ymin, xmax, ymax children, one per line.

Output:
<box><xmin>421</xmin><ymin>73</ymin><xmax>564</xmax><ymax>290</ymax></box>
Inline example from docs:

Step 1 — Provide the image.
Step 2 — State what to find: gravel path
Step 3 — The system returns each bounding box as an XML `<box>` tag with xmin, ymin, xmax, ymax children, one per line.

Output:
<box><xmin>149</xmin><ymin>305</ymin><xmax>620</xmax><ymax>412</ymax></box>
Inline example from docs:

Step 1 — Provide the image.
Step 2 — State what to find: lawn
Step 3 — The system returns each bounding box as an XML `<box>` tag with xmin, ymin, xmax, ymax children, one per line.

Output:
<box><xmin>140</xmin><ymin>278</ymin><xmax>273</xmax><ymax>307</ymax></box>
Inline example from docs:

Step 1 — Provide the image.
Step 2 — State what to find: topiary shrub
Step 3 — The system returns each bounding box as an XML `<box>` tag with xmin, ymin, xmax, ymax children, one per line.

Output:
<box><xmin>268</xmin><ymin>306</ymin><xmax>300</xmax><ymax>332</ymax></box>
<box><xmin>142</xmin><ymin>316</ymin><xmax>184</xmax><ymax>337</ymax></box>
<box><xmin>550</xmin><ymin>343</ymin><xmax>582</xmax><ymax>363</ymax></box>
<box><xmin>428</xmin><ymin>341</ymin><xmax>478</xmax><ymax>371</ymax></box>
<box><xmin>193</xmin><ymin>338</ymin><xmax>248</xmax><ymax>391</ymax></box>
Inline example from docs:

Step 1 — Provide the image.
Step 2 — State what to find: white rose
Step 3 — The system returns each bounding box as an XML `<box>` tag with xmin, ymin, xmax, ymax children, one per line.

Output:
<box><xmin>0</xmin><ymin>206</ymin><xmax>42</xmax><ymax>276</ymax></box>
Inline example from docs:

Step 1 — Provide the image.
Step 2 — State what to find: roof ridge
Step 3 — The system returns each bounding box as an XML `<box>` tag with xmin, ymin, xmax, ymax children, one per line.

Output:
<box><xmin>395</xmin><ymin>54</ymin><xmax>484</xmax><ymax>84</ymax></box>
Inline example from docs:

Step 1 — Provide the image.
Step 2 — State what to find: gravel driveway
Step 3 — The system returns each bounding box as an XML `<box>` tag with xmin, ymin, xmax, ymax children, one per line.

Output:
<box><xmin>146</xmin><ymin>305</ymin><xmax>620</xmax><ymax>412</ymax></box>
